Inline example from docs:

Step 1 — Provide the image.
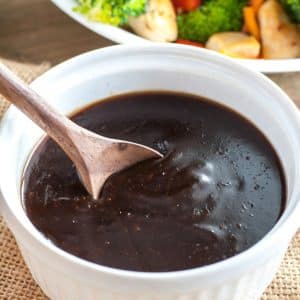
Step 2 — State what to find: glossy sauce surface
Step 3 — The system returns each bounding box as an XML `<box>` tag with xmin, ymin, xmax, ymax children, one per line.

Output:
<box><xmin>23</xmin><ymin>92</ymin><xmax>285</xmax><ymax>272</ymax></box>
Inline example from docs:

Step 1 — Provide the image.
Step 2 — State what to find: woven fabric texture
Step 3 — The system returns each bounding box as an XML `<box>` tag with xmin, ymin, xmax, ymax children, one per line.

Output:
<box><xmin>0</xmin><ymin>58</ymin><xmax>50</xmax><ymax>116</ymax></box>
<box><xmin>0</xmin><ymin>58</ymin><xmax>299</xmax><ymax>299</ymax></box>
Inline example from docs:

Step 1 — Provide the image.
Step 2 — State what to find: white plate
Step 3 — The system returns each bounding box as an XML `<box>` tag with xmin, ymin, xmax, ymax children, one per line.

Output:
<box><xmin>51</xmin><ymin>0</ymin><xmax>300</xmax><ymax>73</ymax></box>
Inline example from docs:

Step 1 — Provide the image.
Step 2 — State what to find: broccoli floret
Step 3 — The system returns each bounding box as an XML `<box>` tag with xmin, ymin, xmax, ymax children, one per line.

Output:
<box><xmin>74</xmin><ymin>0</ymin><xmax>147</xmax><ymax>26</ymax></box>
<box><xmin>177</xmin><ymin>0</ymin><xmax>248</xmax><ymax>43</ymax></box>
<box><xmin>280</xmin><ymin>0</ymin><xmax>300</xmax><ymax>23</ymax></box>
<box><xmin>123</xmin><ymin>0</ymin><xmax>147</xmax><ymax>17</ymax></box>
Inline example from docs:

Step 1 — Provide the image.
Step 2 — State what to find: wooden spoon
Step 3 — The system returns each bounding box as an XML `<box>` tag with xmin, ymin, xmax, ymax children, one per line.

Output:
<box><xmin>0</xmin><ymin>63</ymin><xmax>162</xmax><ymax>199</ymax></box>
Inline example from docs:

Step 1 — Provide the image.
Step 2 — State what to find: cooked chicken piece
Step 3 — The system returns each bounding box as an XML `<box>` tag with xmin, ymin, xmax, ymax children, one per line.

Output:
<box><xmin>259</xmin><ymin>0</ymin><xmax>300</xmax><ymax>59</ymax></box>
<box><xmin>128</xmin><ymin>0</ymin><xmax>178</xmax><ymax>42</ymax></box>
<box><xmin>205</xmin><ymin>32</ymin><xmax>261</xmax><ymax>59</ymax></box>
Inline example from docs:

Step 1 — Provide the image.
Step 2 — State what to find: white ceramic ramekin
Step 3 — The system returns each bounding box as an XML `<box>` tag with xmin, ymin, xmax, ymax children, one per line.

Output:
<box><xmin>0</xmin><ymin>45</ymin><xmax>300</xmax><ymax>300</ymax></box>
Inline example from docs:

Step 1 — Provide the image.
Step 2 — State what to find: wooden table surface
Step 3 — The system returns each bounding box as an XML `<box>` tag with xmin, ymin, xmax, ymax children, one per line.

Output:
<box><xmin>0</xmin><ymin>1</ymin><xmax>299</xmax><ymax>299</ymax></box>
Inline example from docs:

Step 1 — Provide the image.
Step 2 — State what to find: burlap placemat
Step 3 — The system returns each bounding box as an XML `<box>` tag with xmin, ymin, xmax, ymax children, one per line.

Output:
<box><xmin>0</xmin><ymin>59</ymin><xmax>299</xmax><ymax>300</ymax></box>
<box><xmin>0</xmin><ymin>58</ymin><xmax>50</xmax><ymax>116</ymax></box>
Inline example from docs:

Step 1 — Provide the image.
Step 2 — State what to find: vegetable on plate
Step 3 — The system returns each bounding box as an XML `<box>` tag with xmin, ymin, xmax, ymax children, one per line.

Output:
<box><xmin>74</xmin><ymin>0</ymin><xmax>300</xmax><ymax>59</ymax></box>
<box><xmin>259</xmin><ymin>0</ymin><xmax>300</xmax><ymax>58</ymax></box>
<box><xmin>74</xmin><ymin>0</ymin><xmax>148</xmax><ymax>26</ymax></box>
<box><xmin>177</xmin><ymin>0</ymin><xmax>248</xmax><ymax>43</ymax></box>
<box><xmin>172</xmin><ymin>0</ymin><xmax>202</xmax><ymax>11</ymax></box>
<box><xmin>128</xmin><ymin>0</ymin><xmax>178</xmax><ymax>42</ymax></box>
<box><xmin>206</xmin><ymin>32</ymin><xmax>261</xmax><ymax>58</ymax></box>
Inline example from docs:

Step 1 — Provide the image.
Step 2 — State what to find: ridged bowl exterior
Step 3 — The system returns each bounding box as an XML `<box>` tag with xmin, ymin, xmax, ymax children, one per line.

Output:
<box><xmin>17</xmin><ymin>240</ymin><xmax>286</xmax><ymax>300</ymax></box>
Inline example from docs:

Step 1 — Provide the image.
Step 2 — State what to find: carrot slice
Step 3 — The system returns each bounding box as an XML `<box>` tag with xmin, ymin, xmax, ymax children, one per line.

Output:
<box><xmin>250</xmin><ymin>0</ymin><xmax>264</xmax><ymax>15</ymax></box>
<box><xmin>243</xmin><ymin>6</ymin><xmax>260</xmax><ymax>41</ymax></box>
<box><xmin>176</xmin><ymin>39</ymin><xmax>204</xmax><ymax>47</ymax></box>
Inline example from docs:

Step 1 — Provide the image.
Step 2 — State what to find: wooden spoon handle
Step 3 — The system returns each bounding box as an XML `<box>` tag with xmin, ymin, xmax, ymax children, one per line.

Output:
<box><xmin>0</xmin><ymin>63</ymin><xmax>74</xmax><ymax>145</ymax></box>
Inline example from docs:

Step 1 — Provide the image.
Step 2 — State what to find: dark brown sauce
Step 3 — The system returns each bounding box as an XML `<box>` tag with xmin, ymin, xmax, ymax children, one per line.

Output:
<box><xmin>23</xmin><ymin>92</ymin><xmax>285</xmax><ymax>272</ymax></box>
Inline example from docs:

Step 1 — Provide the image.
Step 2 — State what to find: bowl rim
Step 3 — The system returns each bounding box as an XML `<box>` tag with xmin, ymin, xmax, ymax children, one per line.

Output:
<box><xmin>1</xmin><ymin>44</ymin><xmax>300</xmax><ymax>282</ymax></box>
